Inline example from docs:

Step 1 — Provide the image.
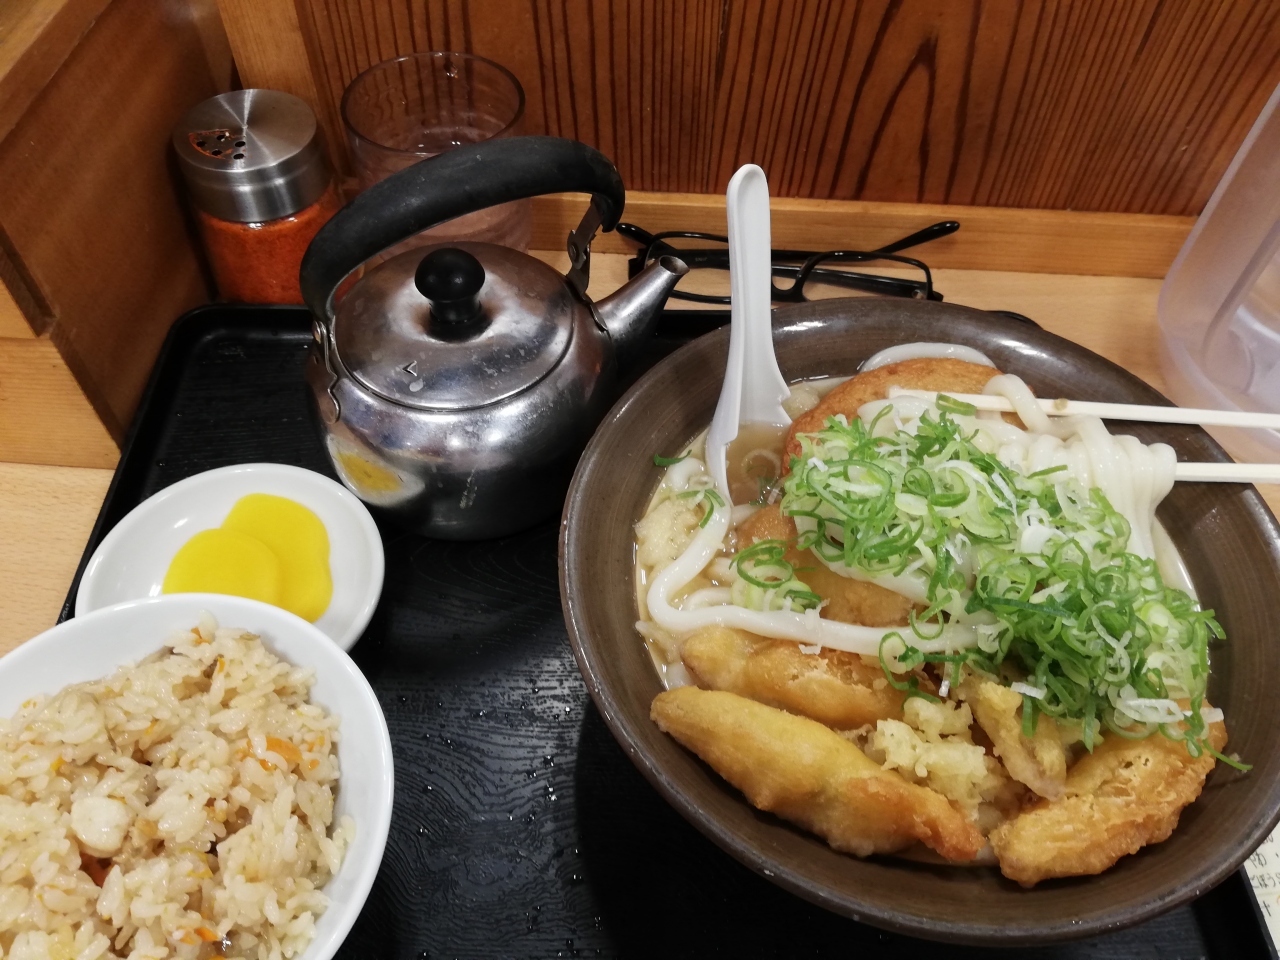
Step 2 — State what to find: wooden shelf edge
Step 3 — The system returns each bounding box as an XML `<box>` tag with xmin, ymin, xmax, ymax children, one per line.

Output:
<box><xmin>531</xmin><ymin>192</ymin><xmax>1193</xmax><ymax>280</ymax></box>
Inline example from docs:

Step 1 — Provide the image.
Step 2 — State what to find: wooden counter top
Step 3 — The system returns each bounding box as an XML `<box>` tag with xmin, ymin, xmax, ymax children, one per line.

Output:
<box><xmin>1</xmin><ymin>254</ymin><xmax>1276</xmax><ymax>655</ymax></box>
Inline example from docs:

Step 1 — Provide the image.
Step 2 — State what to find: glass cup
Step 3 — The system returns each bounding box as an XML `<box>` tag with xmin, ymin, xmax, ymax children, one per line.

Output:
<box><xmin>342</xmin><ymin>52</ymin><xmax>531</xmax><ymax>253</ymax></box>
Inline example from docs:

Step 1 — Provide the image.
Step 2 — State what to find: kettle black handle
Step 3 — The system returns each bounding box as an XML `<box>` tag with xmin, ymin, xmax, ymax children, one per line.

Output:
<box><xmin>301</xmin><ymin>136</ymin><xmax>625</xmax><ymax>322</ymax></box>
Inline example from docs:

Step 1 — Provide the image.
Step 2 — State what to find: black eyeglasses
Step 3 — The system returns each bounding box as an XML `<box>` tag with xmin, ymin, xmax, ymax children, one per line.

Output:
<box><xmin>618</xmin><ymin>220</ymin><xmax>959</xmax><ymax>304</ymax></box>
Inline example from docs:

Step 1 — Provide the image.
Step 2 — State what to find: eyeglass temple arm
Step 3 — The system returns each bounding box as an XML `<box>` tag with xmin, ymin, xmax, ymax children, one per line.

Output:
<box><xmin>618</xmin><ymin>221</ymin><xmax>958</xmax><ymax>253</ymax></box>
<box><xmin>873</xmin><ymin>220</ymin><xmax>959</xmax><ymax>255</ymax></box>
<box><xmin>616</xmin><ymin>222</ymin><xmax>658</xmax><ymax>245</ymax></box>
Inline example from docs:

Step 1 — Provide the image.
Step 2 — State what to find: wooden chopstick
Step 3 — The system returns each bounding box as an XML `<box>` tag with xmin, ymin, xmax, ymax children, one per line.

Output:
<box><xmin>884</xmin><ymin>387</ymin><xmax>1280</xmax><ymax>485</ymax></box>
<box><xmin>886</xmin><ymin>387</ymin><xmax>1280</xmax><ymax>430</ymax></box>
<box><xmin>1173</xmin><ymin>463</ymin><xmax>1280</xmax><ymax>484</ymax></box>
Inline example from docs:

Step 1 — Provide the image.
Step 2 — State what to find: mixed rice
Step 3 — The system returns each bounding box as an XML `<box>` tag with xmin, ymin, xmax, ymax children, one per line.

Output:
<box><xmin>0</xmin><ymin>616</ymin><xmax>353</xmax><ymax>960</ymax></box>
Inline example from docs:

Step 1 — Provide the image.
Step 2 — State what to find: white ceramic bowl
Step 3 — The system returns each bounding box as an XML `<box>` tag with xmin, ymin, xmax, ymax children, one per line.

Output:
<box><xmin>76</xmin><ymin>463</ymin><xmax>384</xmax><ymax>650</ymax></box>
<box><xmin>2</xmin><ymin>594</ymin><xmax>394</xmax><ymax>960</ymax></box>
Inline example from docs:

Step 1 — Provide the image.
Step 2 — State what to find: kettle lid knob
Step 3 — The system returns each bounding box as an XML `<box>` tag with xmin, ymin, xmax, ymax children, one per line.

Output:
<box><xmin>415</xmin><ymin>247</ymin><xmax>485</xmax><ymax>329</ymax></box>
<box><xmin>331</xmin><ymin>242</ymin><xmax>575</xmax><ymax>412</ymax></box>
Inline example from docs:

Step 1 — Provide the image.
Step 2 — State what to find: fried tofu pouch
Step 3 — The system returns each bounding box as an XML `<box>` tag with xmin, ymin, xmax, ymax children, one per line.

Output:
<box><xmin>737</xmin><ymin>503</ymin><xmax>914</xmax><ymax>628</ymax></box>
<box><xmin>705</xmin><ymin>505</ymin><xmax>914</xmax><ymax>728</ymax></box>
<box><xmin>784</xmin><ymin>357</ymin><xmax>1001</xmax><ymax>472</ymax></box>
<box><xmin>682</xmin><ymin>625</ymin><xmax>907</xmax><ymax>729</ymax></box>
<box><xmin>651</xmin><ymin>687</ymin><xmax>984</xmax><ymax>861</ymax></box>
<box><xmin>989</xmin><ymin>713</ymin><xmax>1228</xmax><ymax>886</ymax></box>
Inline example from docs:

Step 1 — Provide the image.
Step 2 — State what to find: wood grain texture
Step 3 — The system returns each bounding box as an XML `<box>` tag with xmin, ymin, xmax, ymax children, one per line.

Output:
<box><xmin>0</xmin><ymin>462</ymin><xmax>111</xmax><ymax>654</ymax></box>
<box><xmin>0</xmin><ymin>220</ymin><xmax>52</xmax><ymax>337</ymax></box>
<box><xmin>0</xmin><ymin>0</ymin><xmax>111</xmax><ymax>142</ymax></box>
<box><xmin>293</xmin><ymin>0</ymin><xmax>1280</xmax><ymax>215</ymax></box>
<box><xmin>0</xmin><ymin>283</ymin><xmax>33</xmax><ymax>339</ymax></box>
<box><xmin>188</xmin><ymin>0</ymin><xmax>236</xmax><ymax>93</ymax></box>
<box><xmin>0</xmin><ymin>0</ymin><xmax>225</xmax><ymax>439</ymax></box>
<box><xmin>215</xmin><ymin>0</ymin><xmax>349</xmax><ymax>176</ymax></box>
<box><xmin>0</xmin><ymin>337</ymin><xmax>117</xmax><ymax>468</ymax></box>
<box><xmin>531</xmin><ymin>191</ymin><xmax>1194</xmax><ymax>278</ymax></box>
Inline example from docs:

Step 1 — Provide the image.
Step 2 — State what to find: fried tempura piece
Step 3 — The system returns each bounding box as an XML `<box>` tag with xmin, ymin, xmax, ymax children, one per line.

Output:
<box><xmin>784</xmin><ymin>358</ymin><xmax>1001</xmax><ymax>472</ymax></box>
<box><xmin>736</xmin><ymin>504</ymin><xmax>915</xmax><ymax>628</ymax></box>
<box><xmin>682</xmin><ymin>625</ymin><xmax>907</xmax><ymax>728</ymax></box>
<box><xmin>962</xmin><ymin>677</ymin><xmax>1067</xmax><ymax>800</ymax></box>
<box><xmin>989</xmin><ymin>714</ymin><xmax>1227</xmax><ymax>886</ymax></box>
<box><xmin>651</xmin><ymin>687</ymin><xmax>984</xmax><ymax>861</ymax></box>
<box><xmin>735</xmin><ymin>498</ymin><xmax>804</xmax><ymax>556</ymax></box>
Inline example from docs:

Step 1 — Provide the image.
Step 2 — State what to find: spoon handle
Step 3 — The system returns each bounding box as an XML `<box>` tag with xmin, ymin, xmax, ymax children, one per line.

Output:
<box><xmin>728</xmin><ymin>165</ymin><xmax>791</xmax><ymax>426</ymax></box>
<box><xmin>707</xmin><ymin>165</ymin><xmax>792</xmax><ymax>501</ymax></box>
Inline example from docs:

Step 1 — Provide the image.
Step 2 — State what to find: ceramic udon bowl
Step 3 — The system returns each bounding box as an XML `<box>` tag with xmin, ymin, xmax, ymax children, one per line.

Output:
<box><xmin>559</xmin><ymin>298</ymin><xmax>1280</xmax><ymax>945</ymax></box>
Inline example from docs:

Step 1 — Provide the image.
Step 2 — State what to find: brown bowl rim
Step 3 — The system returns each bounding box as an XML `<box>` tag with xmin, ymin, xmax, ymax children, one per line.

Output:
<box><xmin>560</xmin><ymin>298</ymin><xmax>1280</xmax><ymax>945</ymax></box>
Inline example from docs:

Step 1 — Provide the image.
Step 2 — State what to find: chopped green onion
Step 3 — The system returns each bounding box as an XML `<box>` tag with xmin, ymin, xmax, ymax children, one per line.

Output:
<box><xmin>935</xmin><ymin>393</ymin><xmax>978</xmax><ymax>417</ymax></box>
<box><xmin>654</xmin><ymin>452</ymin><xmax>690</xmax><ymax>466</ymax></box>
<box><xmin>877</xmin><ymin>634</ymin><xmax>940</xmax><ymax>703</ymax></box>
<box><xmin>716</xmin><ymin>397</ymin><xmax>1236</xmax><ymax>763</ymax></box>
<box><xmin>677</xmin><ymin>487</ymin><xmax>725</xmax><ymax>527</ymax></box>
<box><xmin>731</xmin><ymin>538</ymin><xmax>822</xmax><ymax>612</ymax></box>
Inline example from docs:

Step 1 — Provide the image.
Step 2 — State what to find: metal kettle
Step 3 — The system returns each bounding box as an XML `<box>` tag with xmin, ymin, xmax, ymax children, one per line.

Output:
<box><xmin>300</xmin><ymin>137</ymin><xmax>687</xmax><ymax>539</ymax></box>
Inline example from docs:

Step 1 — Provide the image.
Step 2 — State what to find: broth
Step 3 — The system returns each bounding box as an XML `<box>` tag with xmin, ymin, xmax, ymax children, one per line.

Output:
<box><xmin>724</xmin><ymin>422</ymin><xmax>789</xmax><ymax>505</ymax></box>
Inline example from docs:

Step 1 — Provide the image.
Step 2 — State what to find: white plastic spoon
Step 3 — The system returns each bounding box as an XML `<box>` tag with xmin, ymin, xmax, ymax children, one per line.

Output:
<box><xmin>706</xmin><ymin>164</ymin><xmax>792</xmax><ymax>503</ymax></box>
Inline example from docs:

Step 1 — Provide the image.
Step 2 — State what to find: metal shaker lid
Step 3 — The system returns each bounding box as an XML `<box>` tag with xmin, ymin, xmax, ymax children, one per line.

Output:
<box><xmin>172</xmin><ymin>90</ymin><xmax>330</xmax><ymax>223</ymax></box>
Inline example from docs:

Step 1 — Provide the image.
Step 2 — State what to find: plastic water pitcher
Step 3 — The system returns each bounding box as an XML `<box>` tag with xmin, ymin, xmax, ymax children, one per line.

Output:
<box><xmin>1159</xmin><ymin>81</ymin><xmax>1280</xmax><ymax>463</ymax></box>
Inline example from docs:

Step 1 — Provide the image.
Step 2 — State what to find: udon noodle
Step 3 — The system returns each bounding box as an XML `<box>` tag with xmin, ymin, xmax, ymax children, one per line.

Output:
<box><xmin>635</xmin><ymin>344</ymin><xmax>1233</xmax><ymax>883</ymax></box>
<box><xmin>640</xmin><ymin>360</ymin><xmax>1178</xmax><ymax>661</ymax></box>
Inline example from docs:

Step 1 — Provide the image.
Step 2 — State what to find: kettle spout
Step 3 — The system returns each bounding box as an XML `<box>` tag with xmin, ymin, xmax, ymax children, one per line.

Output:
<box><xmin>593</xmin><ymin>256</ymin><xmax>689</xmax><ymax>363</ymax></box>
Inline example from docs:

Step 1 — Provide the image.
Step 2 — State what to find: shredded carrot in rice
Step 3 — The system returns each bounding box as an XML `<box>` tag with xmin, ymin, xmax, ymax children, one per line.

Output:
<box><xmin>266</xmin><ymin>736</ymin><xmax>302</xmax><ymax>765</ymax></box>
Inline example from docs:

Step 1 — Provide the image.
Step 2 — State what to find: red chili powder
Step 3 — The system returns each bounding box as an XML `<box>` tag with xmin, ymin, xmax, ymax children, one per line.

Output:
<box><xmin>196</xmin><ymin>180</ymin><xmax>344</xmax><ymax>305</ymax></box>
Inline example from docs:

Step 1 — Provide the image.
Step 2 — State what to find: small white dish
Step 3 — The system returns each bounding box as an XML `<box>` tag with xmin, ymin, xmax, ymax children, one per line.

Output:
<box><xmin>1</xmin><ymin>593</ymin><xmax>394</xmax><ymax>960</ymax></box>
<box><xmin>76</xmin><ymin>463</ymin><xmax>384</xmax><ymax>650</ymax></box>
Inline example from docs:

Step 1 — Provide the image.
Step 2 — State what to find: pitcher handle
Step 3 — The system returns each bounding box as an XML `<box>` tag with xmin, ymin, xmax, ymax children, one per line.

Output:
<box><xmin>300</xmin><ymin>136</ymin><xmax>626</xmax><ymax>323</ymax></box>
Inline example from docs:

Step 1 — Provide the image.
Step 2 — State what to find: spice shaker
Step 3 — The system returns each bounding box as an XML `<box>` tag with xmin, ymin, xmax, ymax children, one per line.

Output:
<box><xmin>173</xmin><ymin>90</ymin><xmax>343</xmax><ymax>304</ymax></box>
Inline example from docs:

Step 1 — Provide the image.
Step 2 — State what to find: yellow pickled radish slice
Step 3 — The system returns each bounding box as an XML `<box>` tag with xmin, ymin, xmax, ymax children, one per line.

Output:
<box><xmin>220</xmin><ymin>494</ymin><xmax>332</xmax><ymax>622</ymax></box>
<box><xmin>162</xmin><ymin>528</ymin><xmax>282</xmax><ymax>605</ymax></box>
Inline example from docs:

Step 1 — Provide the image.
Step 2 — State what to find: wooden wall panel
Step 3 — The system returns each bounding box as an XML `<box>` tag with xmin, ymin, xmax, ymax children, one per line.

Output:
<box><xmin>0</xmin><ymin>0</ymin><xmax>112</xmax><ymax>143</ymax></box>
<box><xmin>214</xmin><ymin>0</ymin><xmax>347</xmax><ymax>176</ymax></box>
<box><xmin>0</xmin><ymin>0</ymin><xmax>226</xmax><ymax>438</ymax></box>
<box><xmin>298</xmin><ymin>0</ymin><xmax>1280</xmax><ymax>216</ymax></box>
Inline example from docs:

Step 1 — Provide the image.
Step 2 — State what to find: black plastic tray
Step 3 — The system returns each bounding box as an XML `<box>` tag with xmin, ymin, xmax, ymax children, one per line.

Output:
<box><xmin>60</xmin><ymin>304</ymin><xmax>1274</xmax><ymax>959</ymax></box>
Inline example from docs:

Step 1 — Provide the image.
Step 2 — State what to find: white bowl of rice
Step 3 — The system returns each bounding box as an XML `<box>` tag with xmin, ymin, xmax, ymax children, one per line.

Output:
<box><xmin>0</xmin><ymin>593</ymin><xmax>393</xmax><ymax>960</ymax></box>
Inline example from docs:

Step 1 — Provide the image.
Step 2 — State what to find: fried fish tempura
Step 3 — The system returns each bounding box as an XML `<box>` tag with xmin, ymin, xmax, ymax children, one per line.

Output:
<box><xmin>651</xmin><ymin>687</ymin><xmax>984</xmax><ymax>861</ymax></box>
<box><xmin>682</xmin><ymin>625</ymin><xmax>907</xmax><ymax>729</ymax></box>
<box><xmin>962</xmin><ymin>678</ymin><xmax>1067</xmax><ymax>800</ymax></box>
<box><xmin>989</xmin><ymin>714</ymin><xmax>1227</xmax><ymax>886</ymax></box>
<box><xmin>784</xmin><ymin>357</ymin><xmax>1001</xmax><ymax>472</ymax></box>
<box><xmin>737</xmin><ymin>504</ymin><xmax>915</xmax><ymax>627</ymax></box>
